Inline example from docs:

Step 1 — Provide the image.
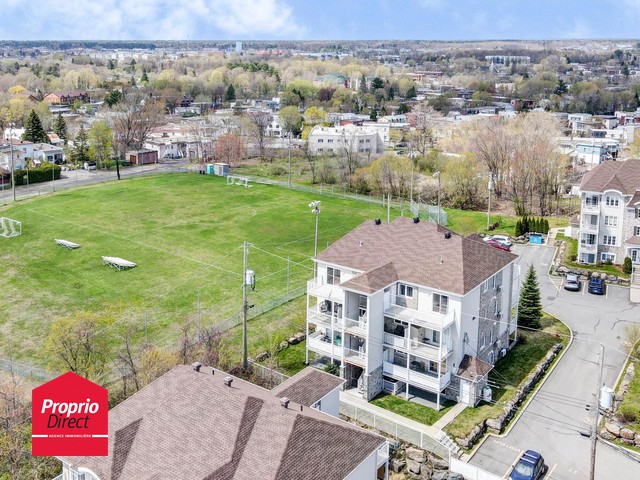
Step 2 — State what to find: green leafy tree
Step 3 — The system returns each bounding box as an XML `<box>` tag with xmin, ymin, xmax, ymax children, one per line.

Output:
<box><xmin>88</xmin><ymin>120</ymin><xmax>113</xmax><ymax>169</ymax></box>
<box><xmin>70</xmin><ymin>125</ymin><xmax>90</xmax><ymax>164</ymax></box>
<box><xmin>22</xmin><ymin>110</ymin><xmax>49</xmax><ymax>143</ymax></box>
<box><xmin>53</xmin><ymin>113</ymin><xmax>67</xmax><ymax>141</ymax></box>
<box><xmin>624</xmin><ymin>257</ymin><xmax>633</xmax><ymax>274</ymax></box>
<box><xmin>278</xmin><ymin>106</ymin><xmax>303</xmax><ymax>137</ymax></box>
<box><xmin>518</xmin><ymin>265</ymin><xmax>542</xmax><ymax>329</ymax></box>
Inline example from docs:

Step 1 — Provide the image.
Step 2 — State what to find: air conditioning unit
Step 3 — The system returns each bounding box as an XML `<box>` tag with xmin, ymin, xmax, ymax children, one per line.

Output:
<box><xmin>497</xmin><ymin>285</ymin><xmax>502</xmax><ymax>292</ymax></box>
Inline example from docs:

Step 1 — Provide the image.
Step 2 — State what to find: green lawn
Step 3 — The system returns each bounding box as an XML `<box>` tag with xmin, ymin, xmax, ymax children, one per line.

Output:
<box><xmin>618</xmin><ymin>344</ymin><xmax>640</xmax><ymax>433</ymax></box>
<box><xmin>0</xmin><ymin>174</ymin><xmax>402</xmax><ymax>365</ymax></box>
<box><xmin>371</xmin><ymin>393</ymin><xmax>456</xmax><ymax>426</ymax></box>
<box><xmin>445</xmin><ymin>314</ymin><xmax>570</xmax><ymax>439</ymax></box>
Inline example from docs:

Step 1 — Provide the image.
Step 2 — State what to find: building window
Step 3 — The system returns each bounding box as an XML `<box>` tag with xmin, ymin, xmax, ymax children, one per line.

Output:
<box><xmin>317</xmin><ymin>139</ymin><xmax>324</xmax><ymax>143</ymax></box>
<box><xmin>428</xmin><ymin>361</ymin><xmax>439</xmax><ymax>374</ymax></box>
<box><xmin>604</xmin><ymin>216</ymin><xmax>618</xmax><ymax>226</ymax></box>
<box><xmin>601</xmin><ymin>252</ymin><xmax>616</xmax><ymax>262</ymax></box>
<box><xmin>433</xmin><ymin>294</ymin><xmax>448</xmax><ymax>314</ymax></box>
<box><xmin>397</xmin><ymin>283</ymin><xmax>414</xmax><ymax>298</ymax></box>
<box><xmin>432</xmin><ymin>330</ymin><xmax>440</xmax><ymax>344</ymax></box>
<box><xmin>635</xmin><ymin>208</ymin><xmax>640</xmax><ymax>219</ymax></box>
<box><xmin>581</xmin><ymin>234</ymin><xmax>596</xmax><ymax>245</ymax></box>
<box><xmin>359</xmin><ymin>139</ymin><xmax>364</xmax><ymax>144</ymax></box>
<box><xmin>481</xmin><ymin>335</ymin><xmax>486</xmax><ymax>348</ymax></box>
<box><xmin>327</xmin><ymin>148</ymin><xmax>333</xmax><ymax>152</ymax></box>
<box><xmin>366</xmin><ymin>139</ymin><xmax>371</xmax><ymax>143</ymax></box>
<box><xmin>602</xmin><ymin>235</ymin><xmax>616</xmax><ymax>246</ymax></box>
<box><xmin>327</xmin><ymin>139</ymin><xmax>333</xmax><ymax>143</ymax></box>
<box><xmin>327</xmin><ymin>267</ymin><xmax>341</xmax><ymax>285</ymax></box>
<box><xmin>605</xmin><ymin>196</ymin><xmax>619</xmax><ymax>207</ymax></box>
<box><xmin>585</xmin><ymin>196</ymin><xmax>598</xmax><ymax>206</ymax></box>
<box><xmin>635</xmin><ymin>226</ymin><xmax>640</xmax><ymax>236</ymax></box>
<box><xmin>317</xmin><ymin>148</ymin><xmax>323</xmax><ymax>152</ymax></box>
<box><xmin>632</xmin><ymin>250</ymin><xmax>639</xmax><ymax>262</ymax></box>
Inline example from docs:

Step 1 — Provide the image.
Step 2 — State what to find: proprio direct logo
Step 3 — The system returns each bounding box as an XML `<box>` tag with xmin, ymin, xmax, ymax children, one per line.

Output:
<box><xmin>32</xmin><ymin>372</ymin><xmax>108</xmax><ymax>456</ymax></box>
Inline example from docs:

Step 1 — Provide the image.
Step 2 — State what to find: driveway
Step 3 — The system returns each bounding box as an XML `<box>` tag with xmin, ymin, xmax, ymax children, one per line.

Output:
<box><xmin>470</xmin><ymin>243</ymin><xmax>640</xmax><ymax>479</ymax></box>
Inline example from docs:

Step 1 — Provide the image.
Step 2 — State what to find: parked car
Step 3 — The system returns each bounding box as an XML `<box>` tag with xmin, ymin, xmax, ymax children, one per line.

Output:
<box><xmin>508</xmin><ymin>450</ymin><xmax>547</xmax><ymax>480</ymax></box>
<box><xmin>83</xmin><ymin>161</ymin><xmax>97</xmax><ymax>171</ymax></box>
<box><xmin>588</xmin><ymin>276</ymin><xmax>605</xmax><ymax>295</ymax></box>
<box><xmin>564</xmin><ymin>274</ymin><xmax>581</xmax><ymax>292</ymax></box>
<box><xmin>485</xmin><ymin>239</ymin><xmax>511</xmax><ymax>252</ymax></box>
<box><xmin>489</xmin><ymin>234</ymin><xmax>512</xmax><ymax>248</ymax></box>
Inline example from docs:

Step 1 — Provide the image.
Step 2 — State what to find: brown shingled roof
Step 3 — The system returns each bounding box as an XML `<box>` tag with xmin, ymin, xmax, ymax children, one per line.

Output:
<box><xmin>316</xmin><ymin>217</ymin><xmax>517</xmax><ymax>295</ymax></box>
<box><xmin>456</xmin><ymin>355</ymin><xmax>494</xmax><ymax>381</ymax></box>
<box><xmin>340</xmin><ymin>262</ymin><xmax>399</xmax><ymax>294</ymax></box>
<box><xmin>271</xmin><ymin>367</ymin><xmax>345</xmax><ymax>407</ymax></box>
<box><xmin>59</xmin><ymin>365</ymin><xmax>384</xmax><ymax>480</ymax></box>
<box><xmin>580</xmin><ymin>159</ymin><xmax>640</xmax><ymax>195</ymax></box>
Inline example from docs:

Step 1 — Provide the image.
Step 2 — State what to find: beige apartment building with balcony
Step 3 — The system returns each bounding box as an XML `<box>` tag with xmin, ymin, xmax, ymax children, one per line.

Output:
<box><xmin>306</xmin><ymin>217</ymin><xmax>520</xmax><ymax>409</ymax></box>
<box><xmin>578</xmin><ymin>159</ymin><xmax>640</xmax><ymax>265</ymax></box>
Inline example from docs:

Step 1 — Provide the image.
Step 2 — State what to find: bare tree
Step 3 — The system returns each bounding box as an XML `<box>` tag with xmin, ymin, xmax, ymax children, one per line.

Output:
<box><xmin>214</xmin><ymin>132</ymin><xmax>246</xmax><ymax>167</ymax></box>
<box><xmin>408</xmin><ymin>105</ymin><xmax>441</xmax><ymax>158</ymax></box>
<box><xmin>467</xmin><ymin>118</ymin><xmax>512</xmax><ymax>198</ymax></box>
<box><xmin>337</xmin><ymin>132</ymin><xmax>360</xmax><ymax>189</ymax></box>
<box><xmin>110</xmin><ymin>91</ymin><xmax>165</xmax><ymax>179</ymax></box>
<box><xmin>302</xmin><ymin>141</ymin><xmax>319</xmax><ymax>184</ymax></box>
<box><xmin>246</xmin><ymin>111</ymin><xmax>272</xmax><ymax>161</ymax></box>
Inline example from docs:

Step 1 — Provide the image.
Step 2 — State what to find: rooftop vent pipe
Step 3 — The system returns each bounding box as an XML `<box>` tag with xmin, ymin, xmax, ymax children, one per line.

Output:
<box><xmin>280</xmin><ymin>397</ymin><xmax>290</xmax><ymax>408</ymax></box>
<box><xmin>192</xmin><ymin>362</ymin><xmax>202</xmax><ymax>372</ymax></box>
<box><xmin>444</xmin><ymin>232</ymin><xmax>452</xmax><ymax>239</ymax></box>
<box><xmin>413</xmin><ymin>217</ymin><xmax>420</xmax><ymax>224</ymax></box>
<box><xmin>223</xmin><ymin>376</ymin><xmax>233</xmax><ymax>387</ymax></box>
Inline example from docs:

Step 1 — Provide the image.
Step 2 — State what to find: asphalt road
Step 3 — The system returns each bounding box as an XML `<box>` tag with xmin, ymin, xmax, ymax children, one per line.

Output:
<box><xmin>470</xmin><ymin>243</ymin><xmax>640</xmax><ymax>479</ymax></box>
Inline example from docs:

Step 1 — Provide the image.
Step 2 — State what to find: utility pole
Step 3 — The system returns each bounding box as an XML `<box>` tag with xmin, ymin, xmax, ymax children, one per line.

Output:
<box><xmin>9</xmin><ymin>123</ymin><xmax>16</xmax><ymax>202</ymax></box>
<box><xmin>589</xmin><ymin>343</ymin><xmax>605</xmax><ymax>480</ymax></box>
<box><xmin>287</xmin><ymin>133</ymin><xmax>292</xmax><ymax>189</ymax></box>
<box><xmin>242</xmin><ymin>241</ymin><xmax>249</xmax><ymax>370</ymax></box>
<box><xmin>433</xmin><ymin>171</ymin><xmax>441</xmax><ymax>224</ymax></box>
<box><xmin>487</xmin><ymin>176</ymin><xmax>494</xmax><ymax>230</ymax></box>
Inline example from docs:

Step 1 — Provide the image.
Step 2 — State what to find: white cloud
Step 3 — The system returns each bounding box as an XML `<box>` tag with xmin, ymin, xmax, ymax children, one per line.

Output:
<box><xmin>0</xmin><ymin>0</ymin><xmax>304</xmax><ymax>40</ymax></box>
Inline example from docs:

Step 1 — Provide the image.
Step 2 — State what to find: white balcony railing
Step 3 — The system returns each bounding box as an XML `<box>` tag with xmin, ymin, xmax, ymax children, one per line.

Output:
<box><xmin>581</xmin><ymin>223</ymin><xmax>599</xmax><ymax>233</ymax></box>
<box><xmin>384</xmin><ymin>303</ymin><xmax>456</xmax><ymax>331</ymax></box>
<box><xmin>377</xmin><ymin>442</ymin><xmax>389</xmax><ymax>467</ymax></box>
<box><xmin>384</xmin><ymin>332</ymin><xmax>408</xmax><ymax>349</ymax></box>
<box><xmin>344</xmin><ymin>318</ymin><xmax>367</xmax><ymax>336</ymax></box>
<box><xmin>582</xmin><ymin>203</ymin><xmax>600</xmax><ymax>214</ymax></box>
<box><xmin>307</xmin><ymin>332</ymin><xmax>343</xmax><ymax>358</ymax></box>
<box><xmin>580</xmin><ymin>242</ymin><xmax>597</xmax><ymax>252</ymax></box>
<box><xmin>344</xmin><ymin>347</ymin><xmax>367</xmax><ymax>366</ymax></box>
<box><xmin>307</xmin><ymin>277</ymin><xmax>344</xmax><ymax>301</ymax></box>
<box><xmin>409</xmin><ymin>339</ymin><xmax>451</xmax><ymax>361</ymax></box>
<box><xmin>306</xmin><ymin>308</ymin><xmax>335</xmax><ymax>328</ymax></box>
<box><xmin>383</xmin><ymin>362</ymin><xmax>451</xmax><ymax>392</ymax></box>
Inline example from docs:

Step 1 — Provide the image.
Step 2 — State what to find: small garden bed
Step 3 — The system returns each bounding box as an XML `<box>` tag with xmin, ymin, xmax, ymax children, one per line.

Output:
<box><xmin>555</xmin><ymin>233</ymin><xmax>630</xmax><ymax>279</ymax></box>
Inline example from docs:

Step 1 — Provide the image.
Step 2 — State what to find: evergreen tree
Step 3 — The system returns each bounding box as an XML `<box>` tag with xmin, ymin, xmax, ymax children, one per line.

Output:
<box><xmin>53</xmin><ymin>113</ymin><xmax>67</xmax><ymax>141</ymax></box>
<box><xmin>519</xmin><ymin>265</ymin><xmax>542</xmax><ymax>329</ymax></box>
<box><xmin>515</xmin><ymin>220</ymin><xmax>522</xmax><ymax>237</ymax></box>
<box><xmin>405</xmin><ymin>86</ymin><xmax>417</xmax><ymax>99</ymax></box>
<box><xmin>359</xmin><ymin>73</ymin><xmax>368</xmax><ymax>94</ymax></box>
<box><xmin>22</xmin><ymin>110</ymin><xmax>49</xmax><ymax>143</ymax></box>
<box><xmin>141</xmin><ymin>68</ymin><xmax>149</xmax><ymax>83</ymax></box>
<box><xmin>224</xmin><ymin>84</ymin><xmax>236</xmax><ymax>102</ymax></box>
<box><xmin>624</xmin><ymin>257</ymin><xmax>633</xmax><ymax>274</ymax></box>
<box><xmin>70</xmin><ymin>125</ymin><xmax>90</xmax><ymax>164</ymax></box>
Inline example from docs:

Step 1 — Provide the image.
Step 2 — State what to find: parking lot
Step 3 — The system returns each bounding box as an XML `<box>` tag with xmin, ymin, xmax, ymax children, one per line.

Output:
<box><xmin>470</xmin><ymin>243</ymin><xmax>640</xmax><ymax>479</ymax></box>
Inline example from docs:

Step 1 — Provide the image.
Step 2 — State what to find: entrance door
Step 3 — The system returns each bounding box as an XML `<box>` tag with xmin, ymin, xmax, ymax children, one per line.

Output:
<box><xmin>460</xmin><ymin>380</ymin><xmax>472</xmax><ymax>405</ymax></box>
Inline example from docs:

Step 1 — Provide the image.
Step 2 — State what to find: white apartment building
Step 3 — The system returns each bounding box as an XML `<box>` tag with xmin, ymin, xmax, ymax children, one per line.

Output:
<box><xmin>308</xmin><ymin>124</ymin><xmax>383</xmax><ymax>155</ymax></box>
<box><xmin>578</xmin><ymin>159</ymin><xmax>640</xmax><ymax>264</ymax></box>
<box><xmin>306</xmin><ymin>217</ymin><xmax>519</xmax><ymax>409</ymax></box>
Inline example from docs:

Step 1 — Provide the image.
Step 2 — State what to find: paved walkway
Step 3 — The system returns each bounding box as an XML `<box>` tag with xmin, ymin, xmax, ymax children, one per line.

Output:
<box><xmin>432</xmin><ymin>402</ymin><xmax>467</xmax><ymax>430</ymax></box>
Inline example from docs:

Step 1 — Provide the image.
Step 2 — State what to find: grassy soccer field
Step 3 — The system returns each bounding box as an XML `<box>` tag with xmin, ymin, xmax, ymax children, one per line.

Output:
<box><xmin>0</xmin><ymin>174</ymin><xmax>401</xmax><ymax>367</ymax></box>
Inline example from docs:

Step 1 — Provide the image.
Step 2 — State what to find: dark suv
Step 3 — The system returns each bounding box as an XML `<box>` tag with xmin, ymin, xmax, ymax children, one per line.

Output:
<box><xmin>508</xmin><ymin>450</ymin><xmax>547</xmax><ymax>480</ymax></box>
<box><xmin>588</xmin><ymin>276</ymin><xmax>605</xmax><ymax>295</ymax></box>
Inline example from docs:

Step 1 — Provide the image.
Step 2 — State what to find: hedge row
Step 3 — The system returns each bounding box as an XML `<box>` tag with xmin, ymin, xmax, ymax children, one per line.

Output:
<box><xmin>13</xmin><ymin>164</ymin><xmax>61</xmax><ymax>186</ymax></box>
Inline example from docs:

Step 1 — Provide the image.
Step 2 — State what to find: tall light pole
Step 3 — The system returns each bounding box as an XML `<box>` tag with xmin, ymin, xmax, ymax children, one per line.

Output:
<box><xmin>287</xmin><ymin>132</ymin><xmax>292</xmax><ymax>189</ymax></box>
<box><xmin>487</xmin><ymin>176</ymin><xmax>494</xmax><ymax>231</ymax></box>
<box><xmin>433</xmin><ymin>171</ymin><xmax>441</xmax><ymax>224</ymax></box>
<box><xmin>310</xmin><ymin>201</ymin><xmax>321</xmax><ymax>257</ymax></box>
<box><xmin>9</xmin><ymin>123</ymin><xmax>16</xmax><ymax>202</ymax></box>
<box><xmin>589</xmin><ymin>343</ymin><xmax>605</xmax><ymax>480</ymax></box>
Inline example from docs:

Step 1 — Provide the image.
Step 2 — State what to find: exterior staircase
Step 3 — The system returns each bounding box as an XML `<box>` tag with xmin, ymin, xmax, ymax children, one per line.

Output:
<box><xmin>436</xmin><ymin>431</ymin><xmax>462</xmax><ymax>458</ymax></box>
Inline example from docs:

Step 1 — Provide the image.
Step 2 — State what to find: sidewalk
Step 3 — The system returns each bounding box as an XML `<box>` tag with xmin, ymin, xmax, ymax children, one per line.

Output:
<box><xmin>432</xmin><ymin>402</ymin><xmax>467</xmax><ymax>430</ymax></box>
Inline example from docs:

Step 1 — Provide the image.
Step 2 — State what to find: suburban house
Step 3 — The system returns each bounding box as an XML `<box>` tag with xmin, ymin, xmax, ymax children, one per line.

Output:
<box><xmin>577</xmin><ymin>159</ymin><xmax>640</xmax><ymax>264</ymax></box>
<box><xmin>308</xmin><ymin>124</ymin><xmax>383</xmax><ymax>155</ymax></box>
<box><xmin>32</xmin><ymin>143</ymin><xmax>65</xmax><ymax>165</ymax></box>
<box><xmin>43</xmin><ymin>90</ymin><xmax>90</xmax><ymax>105</ymax></box>
<box><xmin>305</xmin><ymin>217</ymin><xmax>519</xmax><ymax>409</ymax></box>
<box><xmin>56</xmin><ymin>364</ymin><xmax>388</xmax><ymax>480</ymax></box>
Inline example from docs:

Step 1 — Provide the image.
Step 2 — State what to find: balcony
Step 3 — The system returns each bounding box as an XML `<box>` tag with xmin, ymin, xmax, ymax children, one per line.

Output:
<box><xmin>307</xmin><ymin>332</ymin><xmax>343</xmax><ymax>358</ymax></box>
<box><xmin>307</xmin><ymin>308</ymin><xmax>344</xmax><ymax>328</ymax></box>
<box><xmin>344</xmin><ymin>347</ymin><xmax>367</xmax><ymax>367</ymax></box>
<box><xmin>579</xmin><ymin>242</ymin><xmax>597</xmax><ymax>252</ymax></box>
<box><xmin>409</xmin><ymin>339</ymin><xmax>451</xmax><ymax>361</ymax></box>
<box><xmin>377</xmin><ymin>442</ymin><xmax>389</xmax><ymax>468</ymax></box>
<box><xmin>382</xmin><ymin>362</ymin><xmax>451</xmax><ymax>391</ymax></box>
<box><xmin>307</xmin><ymin>277</ymin><xmax>344</xmax><ymax>302</ymax></box>
<box><xmin>384</xmin><ymin>304</ymin><xmax>455</xmax><ymax>331</ymax></box>
<box><xmin>582</xmin><ymin>202</ymin><xmax>600</xmax><ymax>214</ymax></box>
<box><xmin>344</xmin><ymin>318</ymin><xmax>367</xmax><ymax>337</ymax></box>
<box><xmin>581</xmin><ymin>222</ymin><xmax>599</xmax><ymax>233</ymax></box>
<box><xmin>384</xmin><ymin>331</ymin><xmax>408</xmax><ymax>349</ymax></box>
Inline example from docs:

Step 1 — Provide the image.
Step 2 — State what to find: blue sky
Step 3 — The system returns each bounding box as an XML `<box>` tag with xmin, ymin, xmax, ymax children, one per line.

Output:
<box><xmin>1</xmin><ymin>0</ymin><xmax>639</xmax><ymax>41</ymax></box>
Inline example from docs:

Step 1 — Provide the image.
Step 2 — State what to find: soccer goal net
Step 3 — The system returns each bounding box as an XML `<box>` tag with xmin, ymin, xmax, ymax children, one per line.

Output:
<box><xmin>0</xmin><ymin>217</ymin><xmax>21</xmax><ymax>238</ymax></box>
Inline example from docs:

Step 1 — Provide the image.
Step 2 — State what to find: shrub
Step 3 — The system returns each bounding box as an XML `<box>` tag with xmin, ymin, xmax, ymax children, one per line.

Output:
<box><xmin>269</xmin><ymin>165</ymin><xmax>287</xmax><ymax>176</ymax></box>
<box><xmin>14</xmin><ymin>164</ymin><xmax>61</xmax><ymax>185</ymax></box>
<box><xmin>623</xmin><ymin>257</ymin><xmax>633</xmax><ymax>274</ymax></box>
<box><xmin>324</xmin><ymin>362</ymin><xmax>340</xmax><ymax>376</ymax></box>
<box><xmin>570</xmin><ymin>254</ymin><xmax>577</xmax><ymax>262</ymax></box>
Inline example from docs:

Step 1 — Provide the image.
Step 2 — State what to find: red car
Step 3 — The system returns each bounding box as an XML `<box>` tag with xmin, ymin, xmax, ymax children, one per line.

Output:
<box><xmin>485</xmin><ymin>239</ymin><xmax>511</xmax><ymax>251</ymax></box>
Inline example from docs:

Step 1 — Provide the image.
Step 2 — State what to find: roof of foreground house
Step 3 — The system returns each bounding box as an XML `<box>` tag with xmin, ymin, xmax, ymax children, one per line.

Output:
<box><xmin>580</xmin><ymin>159</ymin><xmax>640</xmax><ymax>195</ymax></box>
<box><xmin>316</xmin><ymin>217</ymin><xmax>517</xmax><ymax>295</ymax></box>
<box><xmin>58</xmin><ymin>365</ymin><xmax>384</xmax><ymax>480</ymax></box>
<box><xmin>456</xmin><ymin>354</ymin><xmax>494</xmax><ymax>381</ymax></box>
<box><xmin>271</xmin><ymin>367</ymin><xmax>345</xmax><ymax>407</ymax></box>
